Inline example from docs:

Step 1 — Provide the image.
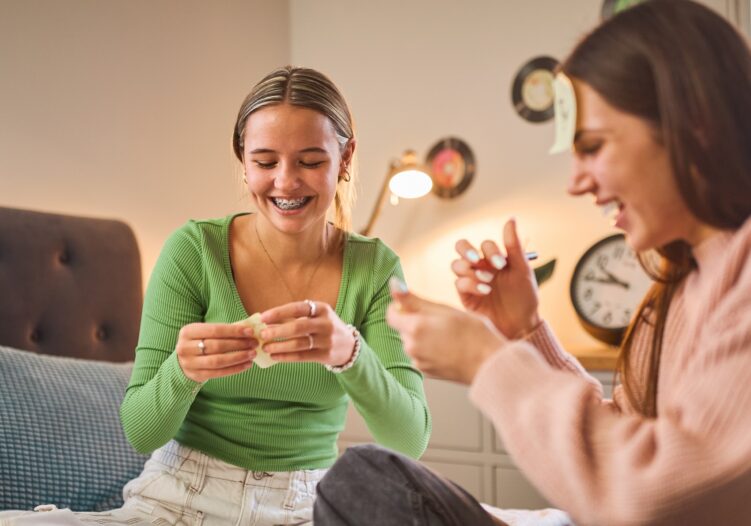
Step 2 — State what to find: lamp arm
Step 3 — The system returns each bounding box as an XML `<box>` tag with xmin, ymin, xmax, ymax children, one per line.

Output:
<box><xmin>359</xmin><ymin>168</ymin><xmax>393</xmax><ymax>236</ymax></box>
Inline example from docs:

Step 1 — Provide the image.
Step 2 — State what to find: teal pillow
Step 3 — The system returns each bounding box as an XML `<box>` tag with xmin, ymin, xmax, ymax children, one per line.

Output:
<box><xmin>0</xmin><ymin>346</ymin><xmax>148</xmax><ymax>511</ymax></box>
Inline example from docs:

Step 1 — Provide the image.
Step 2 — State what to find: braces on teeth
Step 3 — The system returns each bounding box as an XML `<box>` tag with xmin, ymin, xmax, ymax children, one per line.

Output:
<box><xmin>273</xmin><ymin>197</ymin><xmax>308</xmax><ymax>210</ymax></box>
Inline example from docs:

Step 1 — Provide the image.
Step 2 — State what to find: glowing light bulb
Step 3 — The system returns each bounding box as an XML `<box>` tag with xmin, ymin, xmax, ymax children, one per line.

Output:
<box><xmin>388</xmin><ymin>169</ymin><xmax>433</xmax><ymax>199</ymax></box>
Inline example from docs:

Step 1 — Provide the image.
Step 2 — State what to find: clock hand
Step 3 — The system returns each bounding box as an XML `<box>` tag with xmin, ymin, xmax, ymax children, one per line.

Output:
<box><xmin>583</xmin><ymin>275</ymin><xmax>630</xmax><ymax>288</ymax></box>
<box><xmin>595</xmin><ymin>260</ymin><xmax>630</xmax><ymax>289</ymax></box>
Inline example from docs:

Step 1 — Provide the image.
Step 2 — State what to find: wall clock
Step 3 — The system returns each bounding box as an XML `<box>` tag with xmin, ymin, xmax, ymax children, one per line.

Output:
<box><xmin>570</xmin><ymin>234</ymin><xmax>653</xmax><ymax>346</ymax></box>
<box><xmin>511</xmin><ymin>56</ymin><xmax>559</xmax><ymax>123</ymax></box>
<box><xmin>426</xmin><ymin>137</ymin><xmax>476</xmax><ymax>199</ymax></box>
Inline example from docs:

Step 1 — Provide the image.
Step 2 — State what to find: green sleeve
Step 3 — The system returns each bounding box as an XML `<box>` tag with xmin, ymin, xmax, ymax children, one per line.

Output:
<box><xmin>334</xmin><ymin>249</ymin><xmax>431</xmax><ymax>459</ymax></box>
<box><xmin>120</xmin><ymin>223</ymin><xmax>206</xmax><ymax>454</ymax></box>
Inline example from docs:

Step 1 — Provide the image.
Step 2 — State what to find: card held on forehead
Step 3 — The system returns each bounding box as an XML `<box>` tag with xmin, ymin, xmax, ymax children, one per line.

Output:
<box><xmin>549</xmin><ymin>72</ymin><xmax>577</xmax><ymax>154</ymax></box>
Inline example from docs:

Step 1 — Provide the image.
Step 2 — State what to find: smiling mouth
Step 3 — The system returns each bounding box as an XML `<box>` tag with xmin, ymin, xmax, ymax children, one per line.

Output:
<box><xmin>599</xmin><ymin>199</ymin><xmax>625</xmax><ymax>228</ymax></box>
<box><xmin>270</xmin><ymin>196</ymin><xmax>312</xmax><ymax>210</ymax></box>
<box><xmin>600</xmin><ymin>200</ymin><xmax>622</xmax><ymax>218</ymax></box>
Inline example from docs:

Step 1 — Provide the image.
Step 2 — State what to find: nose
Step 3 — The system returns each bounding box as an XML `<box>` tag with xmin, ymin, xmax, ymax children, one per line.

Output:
<box><xmin>274</xmin><ymin>163</ymin><xmax>303</xmax><ymax>192</ymax></box>
<box><xmin>567</xmin><ymin>157</ymin><xmax>596</xmax><ymax>196</ymax></box>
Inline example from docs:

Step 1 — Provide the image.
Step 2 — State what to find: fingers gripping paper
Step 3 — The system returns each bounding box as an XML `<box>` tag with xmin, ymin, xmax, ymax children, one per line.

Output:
<box><xmin>235</xmin><ymin>313</ymin><xmax>277</xmax><ymax>368</ymax></box>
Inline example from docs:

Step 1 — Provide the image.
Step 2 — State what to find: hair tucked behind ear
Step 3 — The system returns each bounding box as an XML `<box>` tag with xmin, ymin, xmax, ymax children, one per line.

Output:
<box><xmin>232</xmin><ymin>66</ymin><xmax>357</xmax><ymax>231</ymax></box>
<box><xmin>562</xmin><ymin>0</ymin><xmax>751</xmax><ymax>416</ymax></box>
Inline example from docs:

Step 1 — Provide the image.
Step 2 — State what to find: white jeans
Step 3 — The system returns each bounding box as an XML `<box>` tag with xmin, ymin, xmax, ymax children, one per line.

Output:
<box><xmin>0</xmin><ymin>440</ymin><xmax>327</xmax><ymax>526</ymax></box>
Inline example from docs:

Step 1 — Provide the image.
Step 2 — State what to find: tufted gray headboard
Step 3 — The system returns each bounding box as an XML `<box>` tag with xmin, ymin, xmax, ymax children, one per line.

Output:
<box><xmin>0</xmin><ymin>207</ymin><xmax>142</xmax><ymax>362</ymax></box>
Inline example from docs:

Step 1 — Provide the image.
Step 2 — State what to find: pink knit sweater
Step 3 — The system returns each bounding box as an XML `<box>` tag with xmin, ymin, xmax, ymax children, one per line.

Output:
<box><xmin>469</xmin><ymin>217</ymin><xmax>751</xmax><ymax>526</ymax></box>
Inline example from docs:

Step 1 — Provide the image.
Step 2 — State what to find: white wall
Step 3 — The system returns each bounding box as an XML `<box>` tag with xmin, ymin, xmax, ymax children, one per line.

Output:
<box><xmin>0</xmin><ymin>0</ymin><xmax>290</xmax><ymax>281</ymax></box>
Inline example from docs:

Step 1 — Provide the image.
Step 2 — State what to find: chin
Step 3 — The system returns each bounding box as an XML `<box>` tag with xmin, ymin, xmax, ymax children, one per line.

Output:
<box><xmin>627</xmin><ymin>227</ymin><xmax>678</xmax><ymax>253</ymax></box>
<box><xmin>270</xmin><ymin>212</ymin><xmax>323</xmax><ymax>234</ymax></box>
<box><xmin>623</xmin><ymin>228</ymin><xmax>651</xmax><ymax>253</ymax></box>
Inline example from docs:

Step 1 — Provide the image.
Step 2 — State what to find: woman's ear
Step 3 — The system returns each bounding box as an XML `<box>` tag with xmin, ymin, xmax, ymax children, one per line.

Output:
<box><xmin>338</xmin><ymin>139</ymin><xmax>356</xmax><ymax>182</ymax></box>
<box><xmin>342</xmin><ymin>138</ymin><xmax>356</xmax><ymax>167</ymax></box>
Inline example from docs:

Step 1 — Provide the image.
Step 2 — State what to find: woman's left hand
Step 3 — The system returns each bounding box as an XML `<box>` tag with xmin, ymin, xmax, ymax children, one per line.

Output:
<box><xmin>259</xmin><ymin>300</ymin><xmax>356</xmax><ymax>367</ymax></box>
<box><xmin>386</xmin><ymin>284</ymin><xmax>507</xmax><ymax>384</ymax></box>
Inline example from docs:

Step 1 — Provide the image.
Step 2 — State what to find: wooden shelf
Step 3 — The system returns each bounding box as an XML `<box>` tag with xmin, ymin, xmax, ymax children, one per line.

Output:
<box><xmin>571</xmin><ymin>346</ymin><xmax>619</xmax><ymax>370</ymax></box>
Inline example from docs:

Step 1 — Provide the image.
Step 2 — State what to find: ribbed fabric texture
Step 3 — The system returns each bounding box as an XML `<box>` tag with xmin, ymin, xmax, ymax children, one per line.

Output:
<box><xmin>120</xmin><ymin>214</ymin><xmax>430</xmax><ymax>471</ymax></box>
<box><xmin>470</xmin><ymin>217</ymin><xmax>751</xmax><ymax>526</ymax></box>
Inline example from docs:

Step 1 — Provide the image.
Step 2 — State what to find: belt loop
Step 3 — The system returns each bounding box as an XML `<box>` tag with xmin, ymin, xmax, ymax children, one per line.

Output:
<box><xmin>282</xmin><ymin>470</ymin><xmax>300</xmax><ymax>510</ymax></box>
<box><xmin>189</xmin><ymin>449</ymin><xmax>209</xmax><ymax>493</ymax></box>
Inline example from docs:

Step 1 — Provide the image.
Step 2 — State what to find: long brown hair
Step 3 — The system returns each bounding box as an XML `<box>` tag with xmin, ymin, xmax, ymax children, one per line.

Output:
<box><xmin>232</xmin><ymin>66</ymin><xmax>357</xmax><ymax>231</ymax></box>
<box><xmin>562</xmin><ymin>0</ymin><xmax>751</xmax><ymax>416</ymax></box>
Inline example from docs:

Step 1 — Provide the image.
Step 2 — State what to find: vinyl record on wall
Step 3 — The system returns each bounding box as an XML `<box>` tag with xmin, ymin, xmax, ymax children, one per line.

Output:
<box><xmin>511</xmin><ymin>56</ymin><xmax>559</xmax><ymax>123</ymax></box>
<box><xmin>426</xmin><ymin>137</ymin><xmax>476</xmax><ymax>199</ymax></box>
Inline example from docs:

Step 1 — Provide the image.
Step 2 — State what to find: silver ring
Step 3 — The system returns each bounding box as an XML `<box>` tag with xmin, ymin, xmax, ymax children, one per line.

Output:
<box><xmin>304</xmin><ymin>299</ymin><xmax>317</xmax><ymax>318</ymax></box>
<box><xmin>307</xmin><ymin>334</ymin><xmax>314</xmax><ymax>350</ymax></box>
<box><xmin>197</xmin><ymin>339</ymin><xmax>206</xmax><ymax>355</ymax></box>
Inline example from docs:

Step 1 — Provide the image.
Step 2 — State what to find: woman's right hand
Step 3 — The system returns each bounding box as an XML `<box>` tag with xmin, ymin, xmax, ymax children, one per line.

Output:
<box><xmin>452</xmin><ymin>218</ymin><xmax>541</xmax><ymax>339</ymax></box>
<box><xmin>176</xmin><ymin>323</ymin><xmax>259</xmax><ymax>383</ymax></box>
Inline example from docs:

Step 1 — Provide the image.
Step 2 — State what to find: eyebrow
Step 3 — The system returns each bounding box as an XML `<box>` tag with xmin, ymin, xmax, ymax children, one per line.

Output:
<box><xmin>248</xmin><ymin>147</ymin><xmax>329</xmax><ymax>154</ymax></box>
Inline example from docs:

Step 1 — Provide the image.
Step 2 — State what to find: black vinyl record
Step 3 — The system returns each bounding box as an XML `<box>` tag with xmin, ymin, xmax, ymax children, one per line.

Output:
<box><xmin>426</xmin><ymin>137</ymin><xmax>476</xmax><ymax>199</ymax></box>
<box><xmin>511</xmin><ymin>55</ymin><xmax>559</xmax><ymax>123</ymax></box>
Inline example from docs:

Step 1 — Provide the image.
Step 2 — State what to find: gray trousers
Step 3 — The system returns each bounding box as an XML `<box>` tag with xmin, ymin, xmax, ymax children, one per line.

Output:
<box><xmin>314</xmin><ymin>444</ymin><xmax>498</xmax><ymax>526</ymax></box>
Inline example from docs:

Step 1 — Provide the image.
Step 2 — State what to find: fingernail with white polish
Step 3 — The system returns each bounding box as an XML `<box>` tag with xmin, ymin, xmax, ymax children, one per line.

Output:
<box><xmin>389</xmin><ymin>276</ymin><xmax>409</xmax><ymax>293</ymax></box>
<box><xmin>466</xmin><ymin>250</ymin><xmax>481</xmax><ymax>263</ymax></box>
<box><xmin>475</xmin><ymin>270</ymin><xmax>494</xmax><ymax>283</ymax></box>
<box><xmin>477</xmin><ymin>283</ymin><xmax>492</xmax><ymax>295</ymax></box>
<box><xmin>491</xmin><ymin>255</ymin><xmax>507</xmax><ymax>270</ymax></box>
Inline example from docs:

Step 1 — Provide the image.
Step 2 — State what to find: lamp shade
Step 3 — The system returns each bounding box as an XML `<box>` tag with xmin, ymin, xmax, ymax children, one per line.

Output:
<box><xmin>359</xmin><ymin>149</ymin><xmax>432</xmax><ymax>236</ymax></box>
<box><xmin>388</xmin><ymin>168</ymin><xmax>433</xmax><ymax>198</ymax></box>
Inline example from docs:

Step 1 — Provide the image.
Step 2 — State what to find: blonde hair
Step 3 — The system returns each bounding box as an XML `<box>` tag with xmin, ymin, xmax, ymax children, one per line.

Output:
<box><xmin>232</xmin><ymin>66</ymin><xmax>357</xmax><ymax>231</ymax></box>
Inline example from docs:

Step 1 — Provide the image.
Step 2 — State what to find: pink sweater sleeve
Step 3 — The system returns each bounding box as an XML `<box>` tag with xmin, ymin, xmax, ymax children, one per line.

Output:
<box><xmin>469</xmin><ymin>242</ymin><xmax>751</xmax><ymax>525</ymax></box>
<box><xmin>523</xmin><ymin>320</ymin><xmax>603</xmax><ymax>393</ymax></box>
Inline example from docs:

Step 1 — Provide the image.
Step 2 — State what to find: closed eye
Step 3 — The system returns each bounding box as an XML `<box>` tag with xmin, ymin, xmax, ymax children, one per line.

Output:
<box><xmin>574</xmin><ymin>142</ymin><xmax>602</xmax><ymax>156</ymax></box>
<box><xmin>300</xmin><ymin>160</ymin><xmax>325</xmax><ymax>168</ymax></box>
<box><xmin>254</xmin><ymin>160</ymin><xmax>277</xmax><ymax>169</ymax></box>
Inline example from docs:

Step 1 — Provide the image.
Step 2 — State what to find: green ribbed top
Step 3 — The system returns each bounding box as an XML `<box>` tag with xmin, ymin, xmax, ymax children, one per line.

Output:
<box><xmin>120</xmin><ymin>214</ymin><xmax>431</xmax><ymax>470</ymax></box>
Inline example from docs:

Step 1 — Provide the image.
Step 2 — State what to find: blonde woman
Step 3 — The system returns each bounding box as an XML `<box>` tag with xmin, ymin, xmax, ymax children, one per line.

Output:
<box><xmin>1</xmin><ymin>66</ymin><xmax>430</xmax><ymax>526</ymax></box>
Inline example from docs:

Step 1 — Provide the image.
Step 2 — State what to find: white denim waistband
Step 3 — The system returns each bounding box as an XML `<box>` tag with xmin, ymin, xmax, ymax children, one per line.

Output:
<box><xmin>151</xmin><ymin>440</ymin><xmax>328</xmax><ymax>490</ymax></box>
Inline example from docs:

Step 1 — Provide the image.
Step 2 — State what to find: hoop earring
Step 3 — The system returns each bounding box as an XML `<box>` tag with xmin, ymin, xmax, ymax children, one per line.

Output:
<box><xmin>242</xmin><ymin>176</ymin><xmax>247</xmax><ymax>184</ymax></box>
<box><xmin>339</xmin><ymin>167</ymin><xmax>351</xmax><ymax>183</ymax></box>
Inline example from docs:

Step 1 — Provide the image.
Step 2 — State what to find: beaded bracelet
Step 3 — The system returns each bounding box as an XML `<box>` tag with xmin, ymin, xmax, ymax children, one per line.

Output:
<box><xmin>325</xmin><ymin>324</ymin><xmax>361</xmax><ymax>373</ymax></box>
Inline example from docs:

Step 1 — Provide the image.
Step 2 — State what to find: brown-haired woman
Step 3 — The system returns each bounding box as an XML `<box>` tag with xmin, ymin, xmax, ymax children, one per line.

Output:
<box><xmin>314</xmin><ymin>1</ymin><xmax>751</xmax><ymax>525</ymax></box>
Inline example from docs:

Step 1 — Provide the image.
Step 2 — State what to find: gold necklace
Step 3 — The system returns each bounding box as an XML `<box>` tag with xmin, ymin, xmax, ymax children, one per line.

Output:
<box><xmin>254</xmin><ymin>218</ymin><xmax>329</xmax><ymax>302</ymax></box>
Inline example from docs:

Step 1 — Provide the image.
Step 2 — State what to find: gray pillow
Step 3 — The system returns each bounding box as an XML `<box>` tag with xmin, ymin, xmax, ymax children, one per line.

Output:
<box><xmin>0</xmin><ymin>346</ymin><xmax>148</xmax><ymax>511</ymax></box>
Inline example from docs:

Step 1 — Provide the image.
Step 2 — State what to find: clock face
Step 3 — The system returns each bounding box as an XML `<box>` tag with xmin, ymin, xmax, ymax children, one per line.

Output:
<box><xmin>570</xmin><ymin>234</ymin><xmax>653</xmax><ymax>345</ymax></box>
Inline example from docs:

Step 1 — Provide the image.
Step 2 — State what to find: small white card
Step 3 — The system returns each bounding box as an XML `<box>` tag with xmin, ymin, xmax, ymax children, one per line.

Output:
<box><xmin>235</xmin><ymin>313</ymin><xmax>277</xmax><ymax>368</ymax></box>
<box><xmin>549</xmin><ymin>72</ymin><xmax>577</xmax><ymax>154</ymax></box>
